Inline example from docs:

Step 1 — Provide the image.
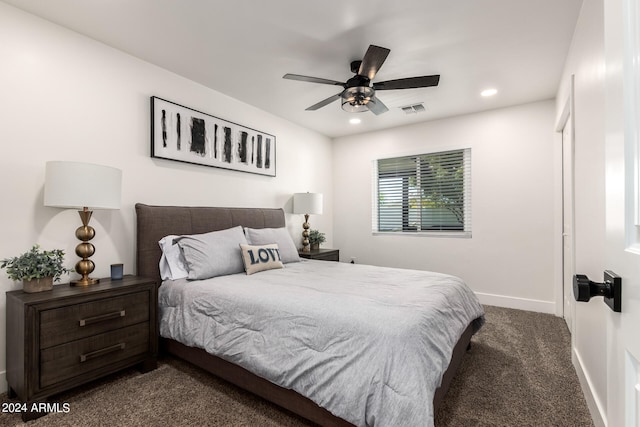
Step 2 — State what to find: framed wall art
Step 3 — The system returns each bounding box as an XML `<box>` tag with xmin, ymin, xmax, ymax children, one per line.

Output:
<box><xmin>150</xmin><ymin>96</ymin><xmax>276</xmax><ymax>177</ymax></box>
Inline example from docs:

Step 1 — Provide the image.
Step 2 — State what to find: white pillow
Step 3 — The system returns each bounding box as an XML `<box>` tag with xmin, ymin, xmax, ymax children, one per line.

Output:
<box><xmin>243</xmin><ymin>227</ymin><xmax>300</xmax><ymax>263</ymax></box>
<box><xmin>158</xmin><ymin>235</ymin><xmax>188</xmax><ymax>281</ymax></box>
<box><xmin>177</xmin><ymin>226</ymin><xmax>248</xmax><ymax>280</ymax></box>
<box><xmin>239</xmin><ymin>243</ymin><xmax>284</xmax><ymax>275</ymax></box>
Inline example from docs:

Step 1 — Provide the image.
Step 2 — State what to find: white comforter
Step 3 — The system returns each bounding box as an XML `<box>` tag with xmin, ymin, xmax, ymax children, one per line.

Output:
<box><xmin>158</xmin><ymin>260</ymin><xmax>484</xmax><ymax>427</ymax></box>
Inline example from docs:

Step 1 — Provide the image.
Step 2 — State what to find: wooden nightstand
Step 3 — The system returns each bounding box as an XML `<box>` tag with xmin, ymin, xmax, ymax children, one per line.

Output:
<box><xmin>298</xmin><ymin>248</ymin><xmax>340</xmax><ymax>262</ymax></box>
<box><xmin>6</xmin><ymin>275</ymin><xmax>157</xmax><ymax>421</ymax></box>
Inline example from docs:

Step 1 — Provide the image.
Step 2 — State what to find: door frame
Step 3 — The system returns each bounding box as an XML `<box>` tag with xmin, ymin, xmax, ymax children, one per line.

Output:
<box><xmin>555</xmin><ymin>74</ymin><xmax>576</xmax><ymax>333</ymax></box>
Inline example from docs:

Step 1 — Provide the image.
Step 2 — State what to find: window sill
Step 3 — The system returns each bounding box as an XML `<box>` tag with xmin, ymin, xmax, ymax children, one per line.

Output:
<box><xmin>372</xmin><ymin>231</ymin><xmax>472</xmax><ymax>239</ymax></box>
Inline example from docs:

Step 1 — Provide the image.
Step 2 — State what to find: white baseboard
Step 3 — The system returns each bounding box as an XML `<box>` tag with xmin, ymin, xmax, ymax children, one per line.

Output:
<box><xmin>475</xmin><ymin>292</ymin><xmax>556</xmax><ymax>314</ymax></box>
<box><xmin>0</xmin><ymin>370</ymin><xmax>6</xmax><ymax>394</ymax></box>
<box><xmin>572</xmin><ymin>348</ymin><xmax>607</xmax><ymax>427</ymax></box>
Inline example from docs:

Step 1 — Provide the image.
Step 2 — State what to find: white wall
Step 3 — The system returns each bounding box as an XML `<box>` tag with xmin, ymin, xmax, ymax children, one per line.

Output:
<box><xmin>555</xmin><ymin>0</ymin><xmax>607</xmax><ymax>425</ymax></box>
<box><xmin>333</xmin><ymin>100</ymin><xmax>557</xmax><ymax>312</ymax></box>
<box><xmin>0</xmin><ymin>3</ymin><xmax>333</xmax><ymax>392</ymax></box>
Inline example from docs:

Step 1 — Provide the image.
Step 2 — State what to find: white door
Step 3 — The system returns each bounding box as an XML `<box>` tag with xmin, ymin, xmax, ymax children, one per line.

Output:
<box><xmin>561</xmin><ymin>100</ymin><xmax>575</xmax><ymax>333</ymax></box>
<box><xmin>604</xmin><ymin>0</ymin><xmax>640</xmax><ymax>425</ymax></box>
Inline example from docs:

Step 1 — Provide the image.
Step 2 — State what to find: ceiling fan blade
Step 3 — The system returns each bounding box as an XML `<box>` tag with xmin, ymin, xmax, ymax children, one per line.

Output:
<box><xmin>373</xmin><ymin>75</ymin><xmax>440</xmax><ymax>90</ymax></box>
<box><xmin>306</xmin><ymin>93</ymin><xmax>342</xmax><ymax>111</ymax></box>
<box><xmin>358</xmin><ymin>45</ymin><xmax>390</xmax><ymax>80</ymax></box>
<box><xmin>367</xmin><ymin>96</ymin><xmax>389</xmax><ymax>115</ymax></box>
<box><xmin>283</xmin><ymin>73</ymin><xmax>345</xmax><ymax>86</ymax></box>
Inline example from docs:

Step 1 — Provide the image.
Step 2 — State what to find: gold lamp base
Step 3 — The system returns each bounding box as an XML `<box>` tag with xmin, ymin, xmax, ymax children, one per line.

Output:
<box><xmin>70</xmin><ymin>208</ymin><xmax>100</xmax><ymax>287</ymax></box>
<box><xmin>71</xmin><ymin>277</ymin><xmax>100</xmax><ymax>287</ymax></box>
<box><xmin>301</xmin><ymin>214</ymin><xmax>311</xmax><ymax>253</ymax></box>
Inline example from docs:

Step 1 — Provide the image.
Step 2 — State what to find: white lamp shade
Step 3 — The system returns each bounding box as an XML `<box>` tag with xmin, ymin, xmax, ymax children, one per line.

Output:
<box><xmin>293</xmin><ymin>192</ymin><xmax>323</xmax><ymax>215</ymax></box>
<box><xmin>44</xmin><ymin>161</ymin><xmax>122</xmax><ymax>210</ymax></box>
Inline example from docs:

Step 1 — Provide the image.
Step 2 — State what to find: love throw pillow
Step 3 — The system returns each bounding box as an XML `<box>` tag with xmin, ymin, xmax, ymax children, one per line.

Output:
<box><xmin>239</xmin><ymin>243</ymin><xmax>284</xmax><ymax>275</ymax></box>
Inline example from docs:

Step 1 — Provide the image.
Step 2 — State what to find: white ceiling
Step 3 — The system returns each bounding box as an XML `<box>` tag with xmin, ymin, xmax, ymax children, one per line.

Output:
<box><xmin>3</xmin><ymin>0</ymin><xmax>583</xmax><ymax>138</ymax></box>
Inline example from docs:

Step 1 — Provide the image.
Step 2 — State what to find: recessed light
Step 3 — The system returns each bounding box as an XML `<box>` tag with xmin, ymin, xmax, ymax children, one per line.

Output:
<box><xmin>349</xmin><ymin>118</ymin><xmax>361</xmax><ymax>125</ymax></box>
<box><xmin>481</xmin><ymin>88</ymin><xmax>498</xmax><ymax>97</ymax></box>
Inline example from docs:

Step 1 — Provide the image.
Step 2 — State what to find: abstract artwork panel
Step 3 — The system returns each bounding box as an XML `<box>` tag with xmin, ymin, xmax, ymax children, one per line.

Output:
<box><xmin>151</xmin><ymin>96</ymin><xmax>276</xmax><ymax>177</ymax></box>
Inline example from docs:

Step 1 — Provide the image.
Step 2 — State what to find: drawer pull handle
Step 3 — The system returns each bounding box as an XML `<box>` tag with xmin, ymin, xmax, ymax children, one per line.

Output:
<box><xmin>80</xmin><ymin>343</ymin><xmax>126</xmax><ymax>363</ymax></box>
<box><xmin>79</xmin><ymin>310</ymin><xmax>125</xmax><ymax>327</ymax></box>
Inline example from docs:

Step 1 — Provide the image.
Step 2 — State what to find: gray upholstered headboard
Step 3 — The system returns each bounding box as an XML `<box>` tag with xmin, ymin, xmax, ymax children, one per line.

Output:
<box><xmin>135</xmin><ymin>203</ymin><xmax>286</xmax><ymax>285</ymax></box>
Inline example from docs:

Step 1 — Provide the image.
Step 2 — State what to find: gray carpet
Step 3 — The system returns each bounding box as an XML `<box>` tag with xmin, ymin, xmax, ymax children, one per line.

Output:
<box><xmin>434</xmin><ymin>306</ymin><xmax>593</xmax><ymax>427</ymax></box>
<box><xmin>0</xmin><ymin>305</ymin><xmax>593</xmax><ymax>426</ymax></box>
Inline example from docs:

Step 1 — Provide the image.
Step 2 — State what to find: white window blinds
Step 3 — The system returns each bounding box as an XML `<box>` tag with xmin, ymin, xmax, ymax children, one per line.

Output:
<box><xmin>373</xmin><ymin>148</ymin><xmax>471</xmax><ymax>236</ymax></box>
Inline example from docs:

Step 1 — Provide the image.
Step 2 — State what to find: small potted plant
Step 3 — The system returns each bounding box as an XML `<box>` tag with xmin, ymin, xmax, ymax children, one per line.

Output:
<box><xmin>308</xmin><ymin>229</ymin><xmax>326</xmax><ymax>251</ymax></box>
<box><xmin>1</xmin><ymin>245</ymin><xmax>72</xmax><ymax>293</ymax></box>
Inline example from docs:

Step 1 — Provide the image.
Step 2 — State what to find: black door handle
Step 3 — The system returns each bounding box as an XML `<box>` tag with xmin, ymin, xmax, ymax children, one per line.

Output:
<box><xmin>573</xmin><ymin>270</ymin><xmax>621</xmax><ymax>312</ymax></box>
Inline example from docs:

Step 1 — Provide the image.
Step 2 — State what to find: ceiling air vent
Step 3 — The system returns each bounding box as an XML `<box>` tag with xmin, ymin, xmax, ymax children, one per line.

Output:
<box><xmin>400</xmin><ymin>103</ymin><xmax>426</xmax><ymax>114</ymax></box>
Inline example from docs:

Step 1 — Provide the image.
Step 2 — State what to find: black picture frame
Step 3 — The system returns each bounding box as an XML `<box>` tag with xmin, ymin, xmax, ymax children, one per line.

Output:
<box><xmin>151</xmin><ymin>96</ymin><xmax>276</xmax><ymax>177</ymax></box>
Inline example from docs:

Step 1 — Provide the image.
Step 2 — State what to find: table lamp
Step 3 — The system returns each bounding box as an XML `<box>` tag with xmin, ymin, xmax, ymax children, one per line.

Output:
<box><xmin>44</xmin><ymin>161</ymin><xmax>122</xmax><ymax>286</ymax></box>
<box><xmin>293</xmin><ymin>192</ymin><xmax>323</xmax><ymax>252</ymax></box>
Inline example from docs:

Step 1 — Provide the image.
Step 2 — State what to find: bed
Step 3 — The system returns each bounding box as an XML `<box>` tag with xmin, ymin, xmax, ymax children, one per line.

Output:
<box><xmin>135</xmin><ymin>203</ymin><xmax>484</xmax><ymax>427</ymax></box>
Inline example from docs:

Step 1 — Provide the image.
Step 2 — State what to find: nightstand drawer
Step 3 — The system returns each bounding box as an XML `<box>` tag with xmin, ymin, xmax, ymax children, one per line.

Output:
<box><xmin>40</xmin><ymin>323</ymin><xmax>150</xmax><ymax>388</ymax></box>
<box><xmin>40</xmin><ymin>291</ymin><xmax>149</xmax><ymax>349</ymax></box>
<box><xmin>310</xmin><ymin>251</ymin><xmax>339</xmax><ymax>261</ymax></box>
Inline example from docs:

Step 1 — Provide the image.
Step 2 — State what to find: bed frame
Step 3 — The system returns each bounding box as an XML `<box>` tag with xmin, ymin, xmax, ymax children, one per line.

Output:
<box><xmin>135</xmin><ymin>203</ymin><xmax>474</xmax><ymax>426</ymax></box>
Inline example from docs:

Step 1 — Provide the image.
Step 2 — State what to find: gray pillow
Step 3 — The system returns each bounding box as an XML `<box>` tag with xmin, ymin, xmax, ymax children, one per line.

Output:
<box><xmin>244</xmin><ymin>227</ymin><xmax>300</xmax><ymax>263</ymax></box>
<box><xmin>177</xmin><ymin>226</ymin><xmax>248</xmax><ymax>280</ymax></box>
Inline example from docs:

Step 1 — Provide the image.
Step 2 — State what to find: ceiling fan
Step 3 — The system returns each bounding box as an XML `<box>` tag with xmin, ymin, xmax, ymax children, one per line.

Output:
<box><xmin>283</xmin><ymin>45</ymin><xmax>440</xmax><ymax>115</ymax></box>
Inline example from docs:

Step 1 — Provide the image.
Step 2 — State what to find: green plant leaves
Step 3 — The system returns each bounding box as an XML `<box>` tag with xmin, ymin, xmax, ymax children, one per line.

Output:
<box><xmin>0</xmin><ymin>245</ymin><xmax>72</xmax><ymax>282</ymax></box>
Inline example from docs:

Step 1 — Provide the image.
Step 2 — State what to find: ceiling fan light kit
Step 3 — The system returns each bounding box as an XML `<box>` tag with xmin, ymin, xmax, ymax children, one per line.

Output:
<box><xmin>341</xmin><ymin>86</ymin><xmax>374</xmax><ymax>112</ymax></box>
<box><xmin>283</xmin><ymin>45</ymin><xmax>440</xmax><ymax>115</ymax></box>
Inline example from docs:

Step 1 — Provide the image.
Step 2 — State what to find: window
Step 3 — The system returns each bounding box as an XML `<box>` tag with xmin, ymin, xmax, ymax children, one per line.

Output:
<box><xmin>373</xmin><ymin>148</ymin><xmax>471</xmax><ymax>237</ymax></box>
